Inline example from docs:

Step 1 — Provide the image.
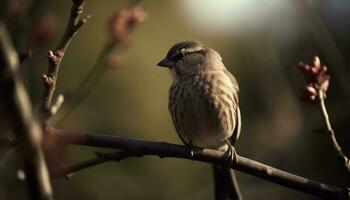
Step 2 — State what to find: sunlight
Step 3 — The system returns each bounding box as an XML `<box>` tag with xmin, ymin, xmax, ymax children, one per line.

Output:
<box><xmin>178</xmin><ymin>0</ymin><xmax>294</xmax><ymax>35</ymax></box>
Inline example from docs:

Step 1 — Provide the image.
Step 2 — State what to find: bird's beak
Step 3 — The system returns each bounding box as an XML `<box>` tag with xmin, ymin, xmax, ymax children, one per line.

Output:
<box><xmin>157</xmin><ymin>58</ymin><xmax>174</xmax><ymax>68</ymax></box>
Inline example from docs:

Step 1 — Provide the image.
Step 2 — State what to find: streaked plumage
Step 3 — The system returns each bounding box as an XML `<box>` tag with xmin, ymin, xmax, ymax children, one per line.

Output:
<box><xmin>169</xmin><ymin>68</ymin><xmax>240</xmax><ymax>149</ymax></box>
<box><xmin>158</xmin><ymin>40</ymin><xmax>242</xmax><ymax>199</ymax></box>
<box><xmin>160</xmin><ymin>40</ymin><xmax>240</xmax><ymax>150</ymax></box>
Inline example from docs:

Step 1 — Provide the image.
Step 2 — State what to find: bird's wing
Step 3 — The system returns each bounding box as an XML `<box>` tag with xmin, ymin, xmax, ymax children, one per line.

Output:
<box><xmin>223</xmin><ymin>69</ymin><xmax>241</xmax><ymax>144</ymax></box>
<box><xmin>224</xmin><ymin>69</ymin><xmax>239</xmax><ymax>93</ymax></box>
<box><xmin>234</xmin><ymin>106</ymin><xmax>242</xmax><ymax>143</ymax></box>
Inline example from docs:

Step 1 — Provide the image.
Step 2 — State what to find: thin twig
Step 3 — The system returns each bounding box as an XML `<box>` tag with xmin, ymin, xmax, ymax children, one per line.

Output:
<box><xmin>318</xmin><ymin>89</ymin><xmax>350</xmax><ymax>174</ymax></box>
<box><xmin>50</xmin><ymin>94</ymin><xmax>64</xmax><ymax>116</ymax></box>
<box><xmin>40</xmin><ymin>0</ymin><xmax>89</xmax><ymax>125</ymax></box>
<box><xmin>57</xmin><ymin>43</ymin><xmax>114</xmax><ymax>123</ymax></box>
<box><xmin>0</xmin><ymin>23</ymin><xmax>53</xmax><ymax>200</ymax></box>
<box><xmin>50</xmin><ymin>150</ymin><xmax>133</xmax><ymax>178</ymax></box>
<box><xmin>45</xmin><ymin>129</ymin><xmax>349</xmax><ymax>200</ymax></box>
<box><xmin>57</xmin><ymin>3</ymin><xmax>145</xmax><ymax>123</ymax></box>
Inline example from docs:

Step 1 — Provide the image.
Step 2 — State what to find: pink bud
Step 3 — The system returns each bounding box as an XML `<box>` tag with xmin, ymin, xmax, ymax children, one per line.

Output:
<box><xmin>322</xmin><ymin>66</ymin><xmax>327</xmax><ymax>72</ymax></box>
<box><xmin>313</xmin><ymin>56</ymin><xmax>321</xmax><ymax>70</ymax></box>
<box><xmin>107</xmin><ymin>5</ymin><xmax>146</xmax><ymax>45</ymax></box>
<box><xmin>108</xmin><ymin>10</ymin><xmax>130</xmax><ymax>44</ymax></box>
<box><xmin>310</xmin><ymin>67</ymin><xmax>318</xmax><ymax>74</ymax></box>
<box><xmin>128</xmin><ymin>6</ymin><xmax>146</xmax><ymax>27</ymax></box>
<box><xmin>305</xmin><ymin>85</ymin><xmax>317</xmax><ymax>96</ymax></box>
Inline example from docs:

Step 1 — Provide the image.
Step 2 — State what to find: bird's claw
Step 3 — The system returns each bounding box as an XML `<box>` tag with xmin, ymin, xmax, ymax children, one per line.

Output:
<box><xmin>223</xmin><ymin>140</ymin><xmax>238</xmax><ymax>166</ymax></box>
<box><xmin>229</xmin><ymin>145</ymin><xmax>238</xmax><ymax>166</ymax></box>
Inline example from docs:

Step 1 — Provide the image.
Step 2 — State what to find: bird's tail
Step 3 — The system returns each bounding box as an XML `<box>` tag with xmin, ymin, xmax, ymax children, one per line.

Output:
<box><xmin>213</xmin><ymin>165</ymin><xmax>242</xmax><ymax>200</ymax></box>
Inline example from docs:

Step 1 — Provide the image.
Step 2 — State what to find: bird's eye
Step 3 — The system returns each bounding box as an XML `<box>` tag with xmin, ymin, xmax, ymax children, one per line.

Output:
<box><xmin>171</xmin><ymin>52</ymin><xmax>184</xmax><ymax>61</ymax></box>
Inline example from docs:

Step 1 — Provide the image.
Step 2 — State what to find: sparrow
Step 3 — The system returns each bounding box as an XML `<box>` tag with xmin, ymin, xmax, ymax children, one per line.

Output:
<box><xmin>157</xmin><ymin>40</ymin><xmax>242</xmax><ymax>200</ymax></box>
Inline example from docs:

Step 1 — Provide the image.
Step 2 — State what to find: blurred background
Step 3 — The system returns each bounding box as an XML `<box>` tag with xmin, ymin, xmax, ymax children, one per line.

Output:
<box><xmin>1</xmin><ymin>0</ymin><xmax>350</xmax><ymax>199</ymax></box>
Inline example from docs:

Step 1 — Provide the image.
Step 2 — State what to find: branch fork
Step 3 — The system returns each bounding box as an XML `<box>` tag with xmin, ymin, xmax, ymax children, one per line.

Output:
<box><xmin>40</xmin><ymin>0</ymin><xmax>89</xmax><ymax>125</ymax></box>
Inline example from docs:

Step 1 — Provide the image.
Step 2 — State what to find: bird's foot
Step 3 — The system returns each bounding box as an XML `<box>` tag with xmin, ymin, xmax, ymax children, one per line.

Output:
<box><xmin>223</xmin><ymin>139</ymin><xmax>238</xmax><ymax>167</ymax></box>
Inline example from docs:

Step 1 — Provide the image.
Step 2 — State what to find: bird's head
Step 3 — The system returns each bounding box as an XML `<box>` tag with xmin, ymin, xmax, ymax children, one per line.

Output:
<box><xmin>157</xmin><ymin>40</ymin><xmax>224</xmax><ymax>78</ymax></box>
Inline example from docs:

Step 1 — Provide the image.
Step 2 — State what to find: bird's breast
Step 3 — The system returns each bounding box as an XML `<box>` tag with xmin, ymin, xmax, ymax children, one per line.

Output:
<box><xmin>169</xmin><ymin>71</ymin><xmax>238</xmax><ymax>149</ymax></box>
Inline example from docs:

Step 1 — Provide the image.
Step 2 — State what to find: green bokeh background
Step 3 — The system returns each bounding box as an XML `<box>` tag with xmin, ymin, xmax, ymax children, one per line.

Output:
<box><xmin>1</xmin><ymin>0</ymin><xmax>350</xmax><ymax>199</ymax></box>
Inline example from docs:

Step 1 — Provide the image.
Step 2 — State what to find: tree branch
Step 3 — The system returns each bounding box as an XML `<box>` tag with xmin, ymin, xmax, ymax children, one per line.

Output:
<box><xmin>46</xmin><ymin>129</ymin><xmax>349</xmax><ymax>200</ymax></box>
<box><xmin>40</xmin><ymin>0</ymin><xmax>89</xmax><ymax>125</ymax></box>
<box><xmin>318</xmin><ymin>89</ymin><xmax>350</xmax><ymax>174</ymax></box>
<box><xmin>56</xmin><ymin>43</ymin><xmax>114</xmax><ymax>124</ymax></box>
<box><xmin>0</xmin><ymin>23</ymin><xmax>53</xmax><ymax>200</ymax></box>
<box><xmin>50</xmin><ymin>150</ymin><xmax>133</xmax><ymax>178</ymax></box>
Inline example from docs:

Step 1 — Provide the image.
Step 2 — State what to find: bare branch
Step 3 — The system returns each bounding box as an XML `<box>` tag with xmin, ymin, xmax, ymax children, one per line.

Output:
<box><xmin>40</xmin><ymin>0</ymin><xmax>89</xmax><ymax>125</ymax></box>
<box><xmin>57</xmin><ymin>5</ymin><xmax>146</xmax><ymax>123</ymax></box>
<box><xmin>50</xmin><ymin>94</ymin><xmax>64</xmax><ymax>116</ymax></box>
<box><xmin>318</xmin><ymin>89</ymin><xmax>350</xmax><ymax>174</ymax></box>
<box><xmin>0</xmin><ymin>23</ymin><xmax>53</xmax><ymax>200</ymax></box>
<box><xmin>56</xmin><ymin>43</ymin><xmax>114</xmax><ymax>123</ymax></box>
<box><xmin>2</xmin><ymin>127</ymin><xmax>349</xmax><ymax>199</ymax></box>
<box><xmin>298</xmin><ymin>56</ymin><xmax>350</xmax><ymax>175</ymax></box>
<box><xmin>50</xmin><ymin>150</ymin><xmax>133</xmax><ymax>178</ymax></box>
<box><xmin>46</xmin><ymin>129</ymin><xmax>349</xmax><ymax>200</ymax></box>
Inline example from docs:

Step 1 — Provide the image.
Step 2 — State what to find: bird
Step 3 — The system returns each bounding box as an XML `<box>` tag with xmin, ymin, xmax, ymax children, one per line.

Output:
<box><xmin>157</xmin><ymin>40</ymin><xmax>242</xmax><ymax>200</ymax></box>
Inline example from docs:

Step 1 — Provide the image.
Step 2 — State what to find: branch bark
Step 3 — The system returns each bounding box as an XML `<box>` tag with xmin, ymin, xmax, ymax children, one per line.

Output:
<box><xmin>0</xmin><ymin>23</ymin><xmax>53</xmax><ymax>200</ymax></box>
<box><xmin>46</xmin><ymin>129</ymin><xmax>349</xmax><ymax>200</ymax></box>
<box><xmin>50</xmin><ymin>150</ymin><xmax>132</xmax><ymax>178</ymax></box>
<box><xmin>40</xmin><ymin>0</ymin><xmax>89</xmax><ymax>125</ymax></box>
